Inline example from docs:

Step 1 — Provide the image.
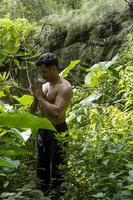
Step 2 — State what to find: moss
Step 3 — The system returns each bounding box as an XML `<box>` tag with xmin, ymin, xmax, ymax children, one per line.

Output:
<box><xmin>35</xmin><ymin>0</ymin><xmax>132</xmax><ymax>69</ymax></box>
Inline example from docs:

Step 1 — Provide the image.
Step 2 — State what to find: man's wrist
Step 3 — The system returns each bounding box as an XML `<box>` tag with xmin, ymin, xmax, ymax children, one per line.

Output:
<box><xmin>38</xmin><ymin>96</ymin><xmax>44</xmax><ymax>102</ymax></box>
<box><xmin>34</xmin><ymin>96</ymin><xmax>38</xmax><ymax>102</ymax></box>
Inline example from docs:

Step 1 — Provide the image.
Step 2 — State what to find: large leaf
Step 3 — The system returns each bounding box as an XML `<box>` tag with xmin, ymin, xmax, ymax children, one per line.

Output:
<box><xmin>0</xmin><ymin>91</ymin><xmax>4</xmax><ymax>98</ymax></box>
<box><xmin>0</xmin><ymin>129</ymin><xmax>7</xmax><ymax>137</ymax></box>
<box><xmin>0</xmin><ymin>112</ymin><xmax>55</xmax><ymax>130</ymax></box>
<box><xmin>13</xmin><ymin>95</ymin><xmax>33</xmax><ymax>106</ymax></box>
<box><xmin>60</xmin><ymin>60</ymin><xmax>80</xmax><ymax>78</ymax></box>
<box><xmin>80</xmin><ymin>92</ymin><xmax>102</xmax><ymax>106</ymax></box>
<box><xmin>124</xmin><ymin>185</ymin><xmax>133</xmax><ymax>189</ymax></box>
<box><xmin>10</xmin><ymin>128</ymin><xmax>32</xmax><ymax>142</ymax></box>
<box><xmin>84</xmin><ymin>63</ymin><xmax>106</xmax><ymax>87</ymax></box>
<box><xmin>0</xmin><ymin>157</ymin><xmax>20</xmax><ymax>169</ymax></box>
<box><xmin>84</xmin><ymin>57</ymin><xmax>118</xmax><ymax>87</ymax></box>
<box><xmin>0</xmin><ymin>148</ymin><xmax>32</xmax><ymax>156</ymax></box>
<box><xmin>91</xmin><ymin>192</ymin><xmax>104</xmax><ymax>198</ymax></box>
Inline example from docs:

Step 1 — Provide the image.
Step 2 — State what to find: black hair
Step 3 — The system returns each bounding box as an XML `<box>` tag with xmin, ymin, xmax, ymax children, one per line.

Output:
<box><xmin>36</xmin><ymin>53</ymin><xmax>59</xmax><ymax>68</ymax></box>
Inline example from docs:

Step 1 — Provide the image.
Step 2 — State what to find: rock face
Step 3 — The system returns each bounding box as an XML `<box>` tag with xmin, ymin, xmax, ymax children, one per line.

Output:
<box><xmin>37</xmin><ymin>1</ymin><xmax>133</xmax><ymax>68</ymax></box>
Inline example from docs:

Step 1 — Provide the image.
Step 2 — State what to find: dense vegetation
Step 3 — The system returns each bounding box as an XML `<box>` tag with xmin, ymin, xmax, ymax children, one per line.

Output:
<box><xmin>0</xmin><ymin>0</ymin><xmax>133</xmax><ymax>200</ymax></box>
<box><xmin>60</xmin><ymin>34</ymin><xmax>133</xmax><ymax>200</ymax></box>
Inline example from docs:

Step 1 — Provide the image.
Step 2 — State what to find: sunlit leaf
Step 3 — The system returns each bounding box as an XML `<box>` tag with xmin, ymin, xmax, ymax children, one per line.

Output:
<box><xmin>129</xmin><ymin>170</ymin><xmax>133</xmax><ymax>178</ymax></box>
<box><xmin>103</xmin><ymin>159</ymin><xmax>109</xmax><ymax>166</ymax></box>
<box><xmin>0</xmin><ymin>157</ymin><xmax>20</xmax><ymax>169</ymax></box>
<box><xmin>107</xmin><ymin>149</ymin><xmax>117</xmax><ymax>154</ymax></box>
<box><xmin>0</xmin><ymin>148</ymin><xmax>32</xmax><ymax>156</ymax></box>
<box><xmin>80</xmin><ymin>92</ymin><xmax>102</xmax><ymax>106</ymax></box>
<box><xmin>124</xmin><ymin>185</ymin><xmax>133</xmax><ymax>189</ymax></box>
<box><xmin>13</xmin><ymin>95</ymin><xmax>33</xmax><ymax>106</ymax></box>
<box><xmin>0</xmin><ymin>91</ymin><xmax>4</xmax><ymax>98</ymax></box>
<box><xmin>91</xmin><ymin>192</ymin><xmax>104</xmax><ymax>198</ymax></box>
<box><xmin>60</xmin><ymin>60</ymin><xmax>80</xmax><ymax>78</ymax></box>
<box><xmin>0</xmin><ymin>112</ymin><xmax>55</xmax><ymax>130</ymax></box>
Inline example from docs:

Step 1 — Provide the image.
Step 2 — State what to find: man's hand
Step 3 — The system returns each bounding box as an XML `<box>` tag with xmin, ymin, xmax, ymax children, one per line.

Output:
<box><xmin>31</xmin><ymin>81</ymin><xmax>44</xmax><ymax>100</ymax></box>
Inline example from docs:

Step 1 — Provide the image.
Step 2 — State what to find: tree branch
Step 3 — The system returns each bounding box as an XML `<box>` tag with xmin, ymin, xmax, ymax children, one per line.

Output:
<box><xmin>20</xmin><ymin>0</ymin><xmax>38</xmax><ymax>16</ymax></box>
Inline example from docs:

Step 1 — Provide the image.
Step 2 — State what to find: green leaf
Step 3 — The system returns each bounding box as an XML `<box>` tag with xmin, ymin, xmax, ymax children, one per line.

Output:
<box><xmin>124</xmin><ymin>185</ymin><xmax>133</xmax><ymax>189</ymax></box>
<box><xmin>120</xmin><ymin>190</ymin><xmax>132</xmax><ymax>196</ymax></box>
<box><xmin>0</xmin><ymin>157</ymin><xmax>20</xmax><ymax>169</ymax></box>
<box><xmin>126</xmin><ymin>163</ymin><xmax>133</xmax><ymax>169</ymax></box>
<box><xmin>60</xmin><ymin>60</ymin><xmax>80</xmax><ymax>78</ymax></box>
<box><xmin>84</xmin><ymin>69</ymin><xmax>105</xmax><ymax>87</ymax></box>
<box><xmin>0</xmin><ymin>91</ymin><xmax>4</xmax><ymax>98</ymax></box>
<box><xmin>13</xmin><ymin>95</ymin><xmax>33</xmax><ymax>106</ymax></box>
<box><xmin>0</xmin><ymin>192</ymin><xmax>16</xmax><ymax>198</ymax></box>
<box><xmin>80</xmin><ymin>92</ymin><xmax>102</xmax><ymax>106</ymax></box>
<box><xmin>0</xmin><ymin>129</ymin><xmax>7</xmax><ymax>137</ymax></box>
<box><xmin>10</xmin><ymin>128</ymin><xmax>26</xmax><ymax>141</ymax></box>
<box><xmin>126</xmin><ymin>66</ymin><xmax>133</xmax><ymax>71</ymax></box>
<box><xmin>102</xmin><ymin>159</ymin><xmax>109</xmax><ymax>166</ymax></box>
<box><xmin>107</xmin><ymin>149</ymin><xmax>117</xmax><ymax>154</ymax></box>
<box><xmin>11</xmin><ymin>128</ymin><xmax>32</xmax><ymax>142</ymax></box>
<box><xmin>0</xmin><ymin>148</ymin><xmax>32</xmax><ymax>156</ymax></box>
<box><xmin>91</xmin><ymin>192</ymin><xmax>104</xmax><ymax>198</ymax></box>
<box><xmin>84</xmin><ymin>58</ymin><xmax>117</xmax><ymax>87</ymax></box>
<box><xmin>90</xmin><ymin>62</ymin><xmax>108</xmax><ymax>71</ymax></box>
<box><xmin>0</xmin><ymin>112</ymin><xmax>55</xmax><ymax>130</ymax></box>
<box><xmin>129</xmin><ymin>170</ymin><xmax>133</xmax><ymax>178</ymax></box>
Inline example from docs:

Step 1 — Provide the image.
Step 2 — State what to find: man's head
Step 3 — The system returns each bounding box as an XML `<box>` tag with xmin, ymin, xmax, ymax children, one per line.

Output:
<box><xmin>36</xmin><ymin>53</ymin><xmax>59</xmax><ymax>81</ymax></box>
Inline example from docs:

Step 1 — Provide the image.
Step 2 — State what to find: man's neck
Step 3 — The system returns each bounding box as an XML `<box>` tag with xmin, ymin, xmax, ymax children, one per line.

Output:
<box><xmin>49</xmin><ymin>74</ymin><xmax>61</xmax><ymax>84</ymax></box>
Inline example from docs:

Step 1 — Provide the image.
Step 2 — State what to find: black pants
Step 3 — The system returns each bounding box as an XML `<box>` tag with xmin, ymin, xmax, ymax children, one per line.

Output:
<box><xmin>37</xmin><ymin>122</ymin><xmax>68</xmax><ymax>192</ymax></box>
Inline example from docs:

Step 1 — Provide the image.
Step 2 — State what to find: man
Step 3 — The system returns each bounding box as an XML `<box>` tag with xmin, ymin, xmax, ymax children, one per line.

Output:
<box><xmin>30</xmin><ymin>53</ymin><xmax>72</xmax><ymax>193</ymax></box>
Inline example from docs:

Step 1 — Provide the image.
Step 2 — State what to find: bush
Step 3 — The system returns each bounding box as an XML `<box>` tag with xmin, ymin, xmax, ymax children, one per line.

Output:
<box><xmin>58</xmin><ymin>34</ymin><xmax>133</xmax><ymax>200</ymax></box>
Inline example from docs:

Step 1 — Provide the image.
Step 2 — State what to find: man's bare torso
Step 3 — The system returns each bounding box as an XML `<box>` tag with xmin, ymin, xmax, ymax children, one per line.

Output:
<box><xmin>38</xmin><ymin>78</ymin><xmax>72</xmax><ymax>125</ymax></box>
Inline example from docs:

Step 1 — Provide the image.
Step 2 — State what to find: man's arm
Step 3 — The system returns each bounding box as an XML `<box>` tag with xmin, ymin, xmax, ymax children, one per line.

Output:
<box><xmin>37</xmin><ymin>87</ymin><xmax>72</xmax><ymax>118</ymax></box>
<box><xmin>29</xmin><ymin>82</ymin><xmax>49</xmax><ymax>117</ymax></box>
<box><xmin>29</xmin><ymin>83</ymin><xmax>39</xmax><ymax>114</ymax></box>
<box><xmin>30</xmin><ymin>97</ymin><xmax>38</xmax><ymax>114</ymax></box>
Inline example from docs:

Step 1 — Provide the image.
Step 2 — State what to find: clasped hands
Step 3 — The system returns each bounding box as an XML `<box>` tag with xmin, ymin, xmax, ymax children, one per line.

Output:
<box><xmin>30</xmin><ymin>81</ymin><xmax>44</xmax><ymax>101</ymax></box>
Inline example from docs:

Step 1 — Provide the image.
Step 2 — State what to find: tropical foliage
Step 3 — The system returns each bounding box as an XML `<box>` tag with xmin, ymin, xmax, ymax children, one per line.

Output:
<box><xmin>0</xmin><ymin>1</ymin><xmax>133</xmax><ymax>200</ymax></box>
<box><xmin>59</xmin><ymin>35</ymin><xmax>133</xmax><ymax>199</ymax></box>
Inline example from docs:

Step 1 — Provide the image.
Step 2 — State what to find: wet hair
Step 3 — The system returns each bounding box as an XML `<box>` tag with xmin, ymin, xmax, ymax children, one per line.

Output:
<box><xmin>36</xmin><ymin>53</ymin><xmax>59</xmax><ymax>68</ymax></box>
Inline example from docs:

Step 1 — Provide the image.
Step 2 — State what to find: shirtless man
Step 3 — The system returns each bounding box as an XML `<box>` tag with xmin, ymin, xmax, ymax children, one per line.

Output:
<box><xmin>30</xmin><ymin>53</ymin><xmax>72</xmax><ymax>193</ymax></box>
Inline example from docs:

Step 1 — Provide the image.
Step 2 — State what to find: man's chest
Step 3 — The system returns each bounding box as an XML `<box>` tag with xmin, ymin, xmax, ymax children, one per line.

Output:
<box><xmin>42</xmin><ymin>83</ymin><xmax>57</xmax><ymax>103</ymax></box>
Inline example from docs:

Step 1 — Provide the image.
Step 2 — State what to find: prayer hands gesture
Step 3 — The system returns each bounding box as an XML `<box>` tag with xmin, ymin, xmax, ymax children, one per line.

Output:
<box><xmin>30</xmin><ymin>81</ymin><xmax>44</xmax><ymax>100</ymax></box>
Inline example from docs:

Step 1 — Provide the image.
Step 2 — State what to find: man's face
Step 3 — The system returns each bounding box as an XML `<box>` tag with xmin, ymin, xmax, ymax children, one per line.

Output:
<box><xmin>37</xmin><ymin>64</ymin><xmax>54</xmax><ymax>81</ymax></box>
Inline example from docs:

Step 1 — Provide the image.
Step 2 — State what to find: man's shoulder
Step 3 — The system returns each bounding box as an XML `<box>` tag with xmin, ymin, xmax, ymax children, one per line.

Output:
<box><xmin>61</xmin><ymin>78</ymin><xmax>72</xmax><ymax>89</ymax></box>
<box><xmin>58</xmin><ymin>79</ymin><xmax>72</xmax><ymax>96</ymax></box>
<box><xmin>63</xmin><ymin>78</ymin><xmax>71</xmax><ymax>86</ymax></box>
